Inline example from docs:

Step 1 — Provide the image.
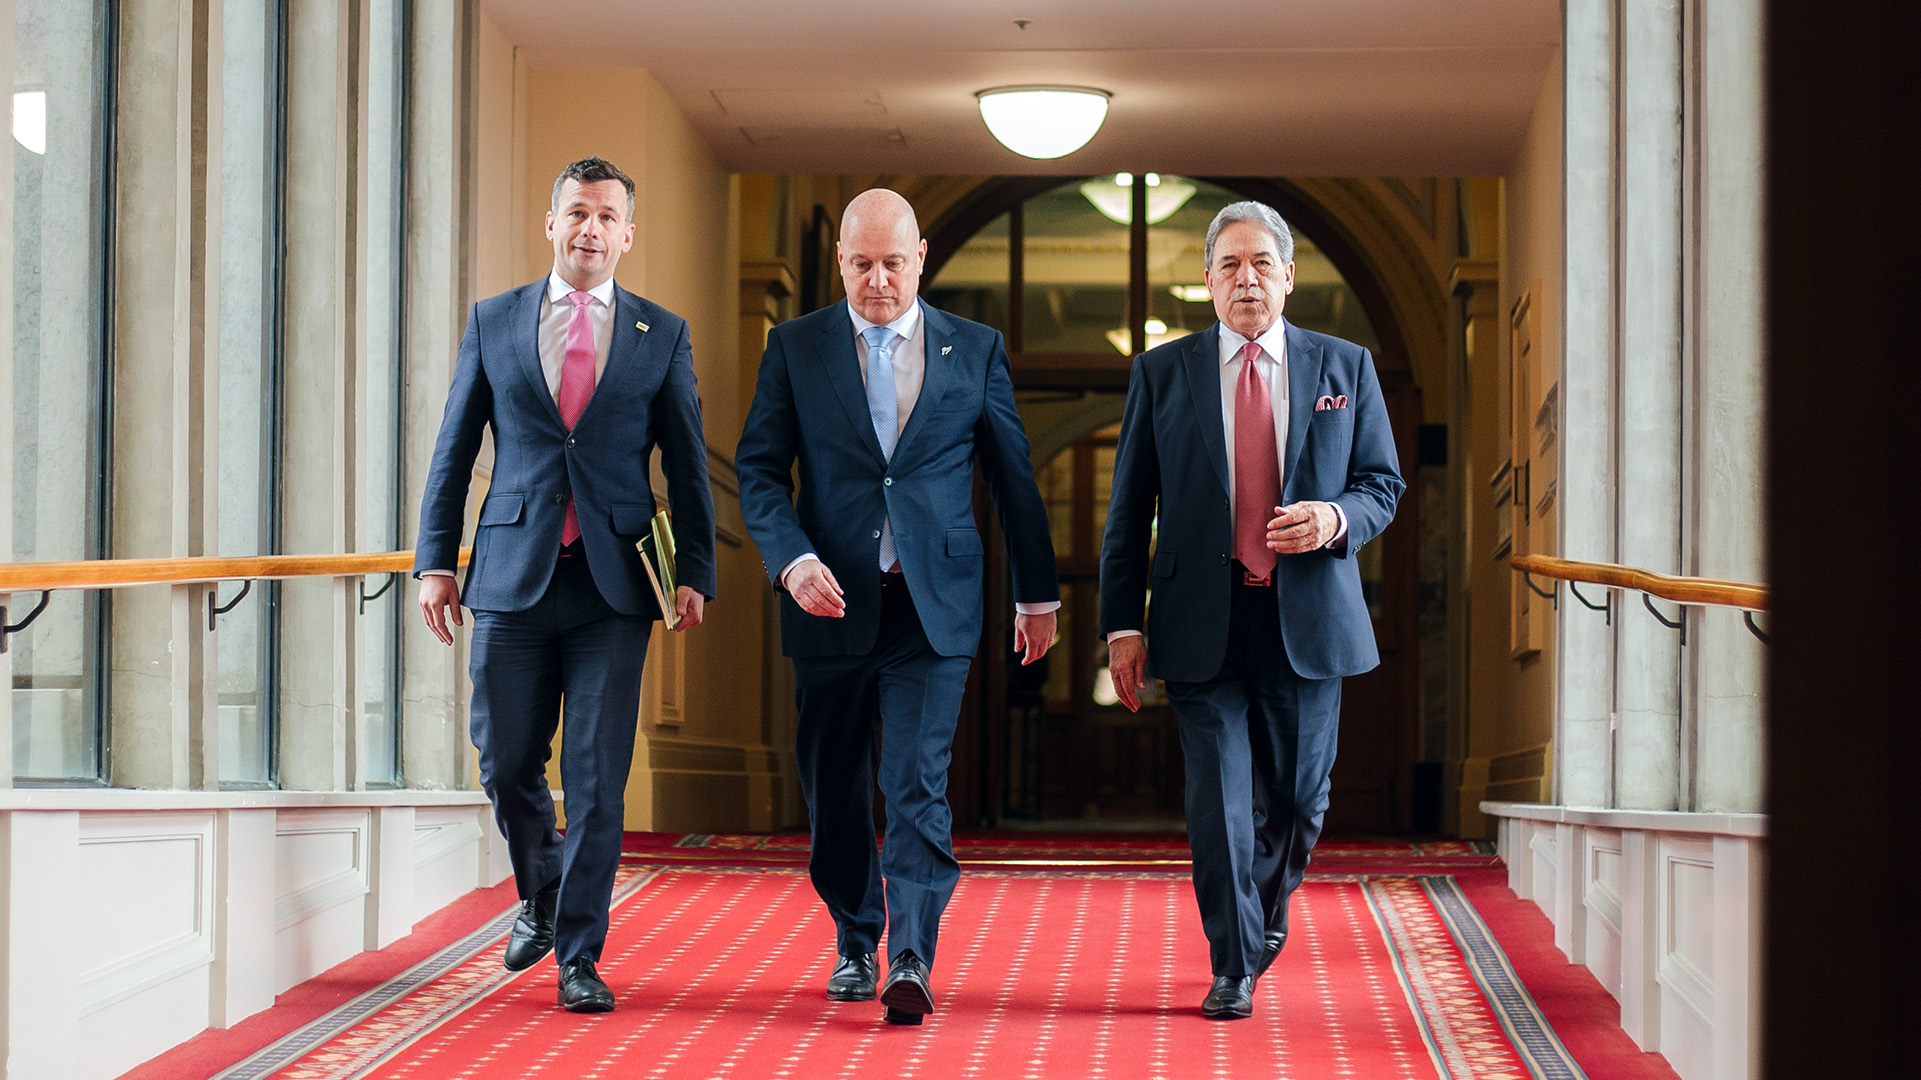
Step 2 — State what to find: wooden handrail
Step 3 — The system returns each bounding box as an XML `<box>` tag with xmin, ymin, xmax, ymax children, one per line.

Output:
<box><xmin>0</xmin><ymin>548</ymin><xmax>472</xmax><ymax>593</ymax></box>
<box><xmin>1510</xmin><ymin>553</ymin><xmax>1767</xmax><ymax>612</ymax></box>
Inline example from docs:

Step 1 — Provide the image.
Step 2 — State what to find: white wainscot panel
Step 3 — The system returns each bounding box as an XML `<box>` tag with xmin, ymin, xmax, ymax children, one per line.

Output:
<box><xmin>275</xmin><ymin>809</ymin><xmax>372</xmax><ymax>992</ymax></box>
<box><xmin>73</xmin><ymin>813</ymin><xmax>217</xmax><ymax>1015</ymax></box>
<box><xmin>78</xmin><ymin>964</ymin><xmax>213</xmax><ymax>1080</ymax></box>
<box><xmin>412</xmin><ymin>808</ymin><xmax>485</xmax><ymax>924</ymax></box>
<box><xmin>1583</xmin><ymin>827</ymin><xmax>1625</xmax><ymax>1000</ymax></box>
<box><xmin>1527</xmin><ymin>822</ymin><xmax>1558</xmax><ymax>906</ymax></box>
<box><xmin>1657</xmin><ymin>836</ymin><xmax>1717</xmax><ymax>1080</ymax></box>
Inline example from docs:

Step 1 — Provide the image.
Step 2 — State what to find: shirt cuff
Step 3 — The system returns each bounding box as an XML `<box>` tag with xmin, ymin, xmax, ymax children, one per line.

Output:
<box><xmin>1324</xmin><ymin>503</ymin><xmax>1349</xmax><ymax>549</ymax></box>
<box><xmin>1015</xmin><ymin>601</ymin><xmax>1061</xmax><ymax>615</ymax></box>
<box><xmin>778</xmin><ymin>553</ymin><xmax>820</xmax><ymax>591</ymax></box>
<box><xmin>1105</xmin><ymin>629</ymin><xmax>1144</xmax><ymax>643</ymax></box>
<box><xmin>420</xmin><ymin>569</ymin><xmax>456</xmax><ymax>579</ymax></box>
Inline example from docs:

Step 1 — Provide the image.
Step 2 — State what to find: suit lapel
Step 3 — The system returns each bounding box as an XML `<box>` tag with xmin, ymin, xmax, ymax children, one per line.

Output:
<box><xmin>513</xmin><ymin>280</ymin><xmax>565</xmax><ymax>428</ymax></box>
<box><xmin>890</xmin><ymin>300</ymin><xmax>952</xmax><ymax>465</ymax></box>
<box><xmin>1184</xmin><ymin>325</ymin><xmax>1230</xmax><ymax>498</ymax></box>
<box><xmin>1282</xmin><ymin>319</ymin><xmax>1321</xmax><ymax>494</ymax></box>
<box><xmin>817</xmin><ymin>303</ymin><xmax>888</xmax><ymax>466</ymax></box>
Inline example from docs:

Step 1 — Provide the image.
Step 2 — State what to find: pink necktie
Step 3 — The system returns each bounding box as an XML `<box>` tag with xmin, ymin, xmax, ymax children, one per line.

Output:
<box><xmin>557</xmin><ymin>290</ymin><xmax>596</xmax><ymax>548</ymax></box>
<box><xmin>1234</xmin><ymin>341</ymin><xmax>1281</xmax><ymax>584</ymax></box>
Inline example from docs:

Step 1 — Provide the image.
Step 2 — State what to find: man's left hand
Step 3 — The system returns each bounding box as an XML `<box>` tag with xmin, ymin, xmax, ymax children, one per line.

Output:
<box><xmin>1014</xmin><ymin>610</ymin><xmax>1057</xmax><ymax>666</ymax></box>
<box><xmin>1267</xmin><ymin>502</ymin><xmax>1339</xmax><ymax>554</ymax></box>
<box><xmin>672</xmin><ymin>586</ymin><xmax>705</xmax><ymax>631</ymax></box>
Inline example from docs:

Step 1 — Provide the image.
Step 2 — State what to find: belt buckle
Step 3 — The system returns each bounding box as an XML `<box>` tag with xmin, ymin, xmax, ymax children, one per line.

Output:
<box><xmin>1243</xmin><ymin>569</ymin><xmax>1270</xmax><ymax>587</ymax></box>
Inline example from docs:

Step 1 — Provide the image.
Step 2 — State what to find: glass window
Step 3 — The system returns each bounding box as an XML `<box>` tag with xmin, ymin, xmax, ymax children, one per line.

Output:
<box><xmin>9</xmin><ymin>0</ymin><xmax>112</xmax><ymax>783</ymax></box>
<box><xmin>922</xmin><ymin>210</ymin><xmax>1008</xmax><ymax>338</ymax></box>
<box><xmin>215</xmin><ymin>0</ymin><xmax>280</xmax><ymax>786</ymax></box>
<box><xmin>1022</xmin><ymin>181</ymin><xmax>1127</xmax><ymax>354</ymax></box>
<box><xmin>357</xmin><ymin>0</ymin><xmax>405</xmax><ymax>786</ymax></box>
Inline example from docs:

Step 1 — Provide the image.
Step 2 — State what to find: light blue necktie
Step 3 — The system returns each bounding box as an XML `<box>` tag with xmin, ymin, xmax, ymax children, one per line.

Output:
<box><xmin>862</xmin><ymin>325</ymin><xmax>901</xmax><ymax>569</ymax></box>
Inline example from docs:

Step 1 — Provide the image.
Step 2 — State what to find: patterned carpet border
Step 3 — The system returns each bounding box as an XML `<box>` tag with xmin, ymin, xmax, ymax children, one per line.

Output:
<box><xmin>203</xmin><ymin>862</ymin><xmax>1579</xmax><ymax>1080</ymax></box>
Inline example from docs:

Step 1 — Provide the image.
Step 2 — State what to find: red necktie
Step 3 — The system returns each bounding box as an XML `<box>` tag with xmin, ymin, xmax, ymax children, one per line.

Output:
<box><xmin>1234</xmin><ymin>341</ymin><xmax>1281</xmax><ymax>584</ymax></box>
<box><xmin>557</xmin><ymin>290</ymin><xmax>596</xmax><ymax>548</ymax></box>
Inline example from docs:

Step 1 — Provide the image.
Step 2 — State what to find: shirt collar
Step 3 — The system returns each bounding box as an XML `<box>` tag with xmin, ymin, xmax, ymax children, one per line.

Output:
<box><xmin>546</xmin><ymin>270</ymin><xmax>617</xmax><ymax>308</ymax></box>
<box><xmin>1219</xmin><ymin>318</ymin><xmax>1289</xmax><ymax>366</ymax></box>
<box><xmin>849</xmin><ymin>298</ymin><xmax>921</xmax><ymax>342</ymax></box>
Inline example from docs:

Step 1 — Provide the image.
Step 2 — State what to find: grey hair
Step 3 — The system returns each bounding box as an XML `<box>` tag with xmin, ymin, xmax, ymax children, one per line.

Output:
<box><xmin>1203</xmin><ymin>200</ymin><xmax>1295</xmax><ymax>267</ymax></box>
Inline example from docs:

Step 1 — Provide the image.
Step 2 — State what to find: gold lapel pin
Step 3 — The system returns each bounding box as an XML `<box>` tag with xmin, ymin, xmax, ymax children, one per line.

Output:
<box><xmin>636</xmin><ymin>321</ymin><xmax>650</xmax><ymax>332</ymax></box>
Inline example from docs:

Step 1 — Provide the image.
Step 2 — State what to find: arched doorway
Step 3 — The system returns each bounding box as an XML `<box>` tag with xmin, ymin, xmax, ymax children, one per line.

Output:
<box><xmin>928</xmin><ymin>175</ymin><xmax>1424</xmax><ymax>835</ymax></box>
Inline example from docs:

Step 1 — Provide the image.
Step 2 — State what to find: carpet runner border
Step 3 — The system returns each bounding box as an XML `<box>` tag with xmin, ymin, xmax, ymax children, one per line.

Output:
<box><xmin>207</xmin><ymin>865</ymin><xmax>1572</xmax><ymax>1080</ymax></box>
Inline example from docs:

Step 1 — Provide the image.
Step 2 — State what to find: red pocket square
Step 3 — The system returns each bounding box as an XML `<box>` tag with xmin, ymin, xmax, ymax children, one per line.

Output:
<box><xmin>1315</xmin><ymin>394</ymin><xmax>1348</xmax><ymax>411</ymax></box>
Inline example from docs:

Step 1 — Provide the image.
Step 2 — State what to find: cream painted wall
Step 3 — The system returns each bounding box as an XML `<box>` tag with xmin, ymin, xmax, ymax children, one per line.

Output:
<box><xmin>1493</xmin><ymin>57</ymin><xmax>1565</xmax><ymax>799</ymax></box>
<box><xmin>470</xmin><ymin>34</ymin><xmax>764</xmax><ymax>832</ymax></box>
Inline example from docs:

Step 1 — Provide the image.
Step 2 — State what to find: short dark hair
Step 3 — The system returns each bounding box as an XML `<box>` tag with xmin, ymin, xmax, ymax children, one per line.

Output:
<box><xmin>551</xmin><ymin>156</ymin><xmax>635</xmax><ymax>220</ymax></box>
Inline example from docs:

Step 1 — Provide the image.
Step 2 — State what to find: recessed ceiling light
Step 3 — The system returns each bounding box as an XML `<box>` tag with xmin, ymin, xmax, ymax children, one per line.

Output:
<box><xmin>975</xmin><ymin>85</ymin><xmax>1110</xmax><ymax>160</ymax></box>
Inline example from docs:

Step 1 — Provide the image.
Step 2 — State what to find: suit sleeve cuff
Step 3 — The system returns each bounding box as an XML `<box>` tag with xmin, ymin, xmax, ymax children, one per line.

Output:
<box><xmin>1015</xmin><ymin>601</ymin><xmax>1061</xmax><ymax>615</ymax></box>
<box><xmin>1105</xmin><ymin>629</ymin><xmax>1144</xmax><ymax>643</ymax></box>
<box><xmin>777</xmin><ymin>553</ymin><xmax>820</xmax><ymax>591</ymax></box>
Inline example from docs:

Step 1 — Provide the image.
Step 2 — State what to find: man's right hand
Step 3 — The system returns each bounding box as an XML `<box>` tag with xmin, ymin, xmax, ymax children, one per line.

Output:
<box><xmin>1108</xmin><ymin>634</ymin><xmax>1148</xmax><ymax>712</ymax></box>
<box><xmin>787</xmin><ymin>560</ymin><xmax>847</xmax><ymax>618</ymax></box>
<box><xmin>419</xmin><ymin>575</ymin><xmax>464</xmax><ymax>646</ymax></box>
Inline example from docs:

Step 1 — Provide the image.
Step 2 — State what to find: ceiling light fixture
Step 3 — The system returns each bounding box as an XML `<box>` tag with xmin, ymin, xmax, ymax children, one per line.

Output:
<box><xmin>1080</xmin><ymin>172</ymin><xmax>1197</xmax><ymax>225</ymax></box>
<box><xmin>1105</xmin><ymin>318</ymin><xmax>1185</xmax><ymax>355</ymax></box>
<box><xmin>976</xmin><ymin>85</ymin><xmax>1110</xmax><ymax>160</ymax></box>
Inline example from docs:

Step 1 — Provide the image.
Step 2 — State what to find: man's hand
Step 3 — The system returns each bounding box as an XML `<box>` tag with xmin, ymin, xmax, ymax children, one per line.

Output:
<box><xmin>672</xmin><ymin>585</ymin><xmax>704</xmax><ymax>631</ymax></box>
<box><xmin>1108</xmin><ymin>634</ymin><xmax>1148</xmax><ymax>712</ymax></box>
<box><xmin>1014</xmin><ymin>610</ymin><xmax>1057</xmax><ymax>666</ymax></box>
<box><xmin>787</xmin><ymin>560</ymin><xmax>846</xmax><ymax>618</ymax></box>
<box><xmin>418</xmin><ymin>575</ymin><xmax>463</xmax><ymax>646</ymax></box>
<box><xmin>1266</xmin><ymin>502</ymin><xmax>1340</xmax><ymax>554</ymax></box>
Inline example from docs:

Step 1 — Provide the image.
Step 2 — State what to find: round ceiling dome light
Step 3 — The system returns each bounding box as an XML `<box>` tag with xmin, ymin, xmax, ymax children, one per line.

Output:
<box><xmin>975</xmin><ymin>86</ymin><xmax>1111</xmax><ymax>160</ymax></box>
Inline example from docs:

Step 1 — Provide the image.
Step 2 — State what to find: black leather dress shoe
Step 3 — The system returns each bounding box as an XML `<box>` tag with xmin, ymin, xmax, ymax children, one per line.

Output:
<box><xmin>1258</xmin><ymin>892</ymin><xmax>1293</xmax><ymax>977</ymax></box>
<box><xmin>557</xmin><ymin>957</ymin><xmax>616</xmax><ymax>1013</ymax></box>
<box><xmin>826</xmin><ymin>953</ymin><xmax>878</xmax><ymax>1001</ymax></box>
<box><xmin>503</xmin><ymin>886</ymin><xmax>558</xmax><ymax>972</ymax></box>
<box><xmin>1202</xmin><ymin>975</ymin><xmax>1256</xmax><ymax>1020</ymax></box>
<box><xmin>880</xmin><ymin>952</ymin><xmax>934</xmax><ymax>1025</ymax></box>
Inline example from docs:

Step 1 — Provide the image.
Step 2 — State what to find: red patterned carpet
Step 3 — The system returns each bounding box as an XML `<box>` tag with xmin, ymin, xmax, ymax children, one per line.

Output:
<box><xmin>124</xmin><ymin>835</ymin><xmax>1675</xmax><ymax>1080</ymax></box>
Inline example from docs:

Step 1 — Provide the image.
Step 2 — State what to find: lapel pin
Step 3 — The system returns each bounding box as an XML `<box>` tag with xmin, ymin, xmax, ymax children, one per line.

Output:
<box><xmin>940</xmin><ymin>345</ymin><xmax>952</xmax><ymax>356</ymax></box>
<box><xmin>636</xmin><ymin>321</ymin><xmax>650</xmax><ymax>332</ymax></box>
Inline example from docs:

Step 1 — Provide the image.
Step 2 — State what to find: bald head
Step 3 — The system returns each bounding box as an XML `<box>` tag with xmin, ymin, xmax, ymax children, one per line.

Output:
<box><xmin>839</xmin><ymin>188</ymin><xmax>926</xmax><ymax>325</ymax></box>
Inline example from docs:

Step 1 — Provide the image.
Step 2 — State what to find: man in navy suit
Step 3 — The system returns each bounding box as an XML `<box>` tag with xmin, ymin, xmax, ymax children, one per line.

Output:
<box><xmin>414</xmin><ymin>157</ymin><xmax>717</xmax><ymax>1013</ymax></box>
<box><xmin>1100</xmin><ymin>201</ymin><xmax>1403</xmax><ymax>1020</ymax></box>
<box><xmin>737</xmin><ymin>189</ymin><xmax>1059</xmax><ymax>1026</ymax></box>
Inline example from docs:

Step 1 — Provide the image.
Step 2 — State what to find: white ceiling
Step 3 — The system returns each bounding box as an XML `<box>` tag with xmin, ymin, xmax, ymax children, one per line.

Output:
<box><xmin>482</xmin><ymin>0</ymin><xmax>1560</xmax><ymax>176</ymax></box>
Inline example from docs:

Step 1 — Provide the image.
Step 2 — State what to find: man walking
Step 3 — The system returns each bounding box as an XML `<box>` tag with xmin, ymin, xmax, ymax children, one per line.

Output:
<box><xmin>736</xmin><ymin>188</ymin><xmax>1058</xmax><ymax>1026</ymax></box>
<box><xmin>1100</xmin><ymin>201</ymin><xmax>1403</xmax><ymax>1019</ymax></box>
<box><xmin>414</xmin><ymin>156</ymin><xmax>717</xmax><ymax>1013</ymax></box>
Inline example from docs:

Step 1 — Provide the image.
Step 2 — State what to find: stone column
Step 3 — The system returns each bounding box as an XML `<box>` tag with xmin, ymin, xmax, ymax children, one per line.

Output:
<box><xmin>398</xmin><ymin>0</ymin><xmax>477</xmax><ymax>790</ymax></box>
<box><xmin>1615</xmin><ymin>0</ymin><xmax>1686</xmax><ymax>811</ymax></box>
<box><xmin>1448</xmin><ymin>258</ymin><xmax>1501</xmax><ymax>836</ymax></box>
<box><xmin>1688</xmin><ymin>0</ymin><xmax>1765</xmax><ymax>814</ymax></box>
<box><xmin>1559</xmin><ymin>0</ymin><xmax>1618</xmax><ymax>809</ymax></box>
<box><xmin>107</xmin><ymin>0</ymin><xmax>219</xmax><ymax>790</ymax></box>
<box><xmin>276</xmin><ymin>0</ymin><xmax>361</xmax><ymax>790</ymax></box>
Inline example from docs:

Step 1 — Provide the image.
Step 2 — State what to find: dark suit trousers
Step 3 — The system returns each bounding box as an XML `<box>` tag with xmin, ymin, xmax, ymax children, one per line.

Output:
<box><xmin>468</xmin><ymin>551</ymin><xmax>650</xmax><ymax>965</ymax></box>
<box><xmin>1164</xmin><ymin>576</ymin><xmax>1342</xmax><ymax>977</ymax></box>
<box><xmin>794</xmin><ymin>576</ymin><xmax>972</xmax><ymax>968</ymax></box>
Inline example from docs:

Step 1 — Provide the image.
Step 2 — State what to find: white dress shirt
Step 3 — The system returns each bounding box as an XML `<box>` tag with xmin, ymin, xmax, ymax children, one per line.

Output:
<box><xmin>1107</xmin><ymin>320</ymin><xmax>1345</xmax><ymax>643</ymax></box>
<box><xmin>423</xmin><ymin>270</ymin><xmax>616</xmax><ymax>582</ymax></box>
<box><xmin>780</xmin><ymin>303</ymin><xmax>1060</xmax><ymax>617</ymax></box>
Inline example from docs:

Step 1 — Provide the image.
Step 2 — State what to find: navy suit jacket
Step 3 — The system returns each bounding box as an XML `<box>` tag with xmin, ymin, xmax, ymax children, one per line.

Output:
<box><xmin>1099</xmin><ymin>321</ymin><xmax>1404</xmax><ymax>683</ymax></box>
<box><xmin>736</xmin><ymin>300</ymin><xmax>1059</xmax><ymax>659</ymax></box>
<box><xmin>413</xmin><ymin>279</ymin><xmax>718</xmax><ymax>617</ymax></box>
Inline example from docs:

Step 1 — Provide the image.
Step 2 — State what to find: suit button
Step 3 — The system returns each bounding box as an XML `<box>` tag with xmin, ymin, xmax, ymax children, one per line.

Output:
<box><xmin>565</xmin><ymin>437</ymin><xmax>576</xmax><ymax>449</ymax></box>
<box><xmin>883</xmin><ymin>477</ymin><xmax>894</xmax><ymax>487</ymax></box>
<box><xmin>1221</xmin><ymin>554</ymin><xmax>1229</xmax><ymax>564</ymax></box>
<box><xmin>554</xmin><ymin>493</ymin><xmax>567</xmax><ymax>505</ymax></box>
<box><xmin>873</xmin><ymin>530</ymin><xmax>882</xmax><ymax>539</ymax></box>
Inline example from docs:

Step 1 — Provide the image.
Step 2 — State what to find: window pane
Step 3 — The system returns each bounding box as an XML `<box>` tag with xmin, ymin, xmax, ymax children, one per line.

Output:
<box><xmin>923</xmin><ymin>210</ymin><xmax>1007</xmax><ymax>337</ymax></box>
<box><xmin>216</xmin><ymin>0</ymin><xmax>276</xmax><ymax>786</ymax></box>
<box><xmin>1023</xmin><ymin>181</ymin><xmax>1127</xmax><ymax>354</ymax></box>
<box><xmin>9</xmin><ymin>0</ymin><xmax>109</xmax><ymax>782</ymax></box>
<box><xmin>357</xmin><ymin>0</ymin><xmax>403</xmax><ymax>785</ymax></box>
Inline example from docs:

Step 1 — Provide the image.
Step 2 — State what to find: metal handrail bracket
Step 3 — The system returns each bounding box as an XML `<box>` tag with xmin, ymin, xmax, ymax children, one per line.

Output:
<box><xmin>0</xmin><ymin>591</ymin><xmax>54</xmax><ymax>654</ymax></box>
<box><xmin>1568</xmin><ymin>580</ymin><xmax>1611</xmax><ymax>625</ymax></box>
<box><xmin>208</xmin><ymin>579</ymin><xmax>254</xmax><ymax>632</ymax></box>
<box><xmin>1642</xmin><ymin>592</ymin><xmax>1688</xmax><ymax>645</ymax></box>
